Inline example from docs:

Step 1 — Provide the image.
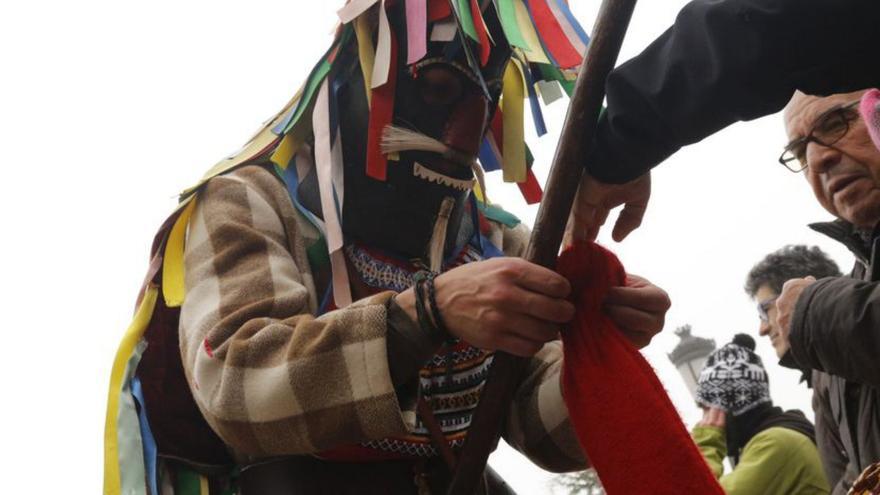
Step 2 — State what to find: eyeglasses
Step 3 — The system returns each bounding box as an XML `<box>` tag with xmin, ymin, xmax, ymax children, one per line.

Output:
<box><xmin>757</xmin><ymin>297</ymin><xmax>778</xmax><ymax>323</ymax></box>
<box><xmin>779</xmin><ymin>99</ymin><xmax>862</xmax><ymax>173</ymax></box>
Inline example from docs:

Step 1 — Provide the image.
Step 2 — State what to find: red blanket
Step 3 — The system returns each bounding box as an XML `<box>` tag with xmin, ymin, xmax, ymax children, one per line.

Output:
<box><xmin>557</xmin><ymin>242</ymin><xmax>723</xmax><ymax>494</ymax></box>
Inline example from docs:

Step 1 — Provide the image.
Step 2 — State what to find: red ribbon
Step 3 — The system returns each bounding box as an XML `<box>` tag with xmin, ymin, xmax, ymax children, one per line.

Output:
<box><xmin>366</xmin><ymin>21</ymin><xmax>399</xmax><ymax>181</ymax></box>
<box><xmin>470</xmin><ymin>0</ymin><xmax>491</xmax><ymax>66</ymax></box>
<box><xmin>527</xmin><ymin>0</ymin><xmax>582</xmax><ymax>68</ymax></box>
<box><xmin>516</xmin><ymin>169</ymin><xmax>543</xmax><ymax>204</ymax></box>
<box><xmin>428</xmin><ymin>0</ymin><xmax>452</xmax><ymax>22</ymax></box>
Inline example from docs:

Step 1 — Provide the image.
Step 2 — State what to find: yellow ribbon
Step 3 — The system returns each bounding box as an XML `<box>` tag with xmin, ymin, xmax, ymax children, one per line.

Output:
<box><xmin>199</xmin><ymin>475</ymin><xmax>210</xmax><ymax>495</ymax></box>
<box><xmin>162</xmin><ymin>197</ymin><xmax>197</xmax><ymax>308</ymax></box>
<box><xmin>103</xmin><ymin>286</ymin><xmax>159</xmax><ymax>495</ymax></box>
<box><xmin>502</xmin><ymin>59</ymin><xmax>526</xmax><ymax>183</ymax></box>
<box><xmin>269</xmin><ymin>123</ymin><xmax>312</xmax><ymax>170</ymax></box>
<box><xmin>513</xmin><ymin>0</ymin><xmax>551</xmax><ymax>64</ymax></box>
<box><xmin>473</xmin><ymin>180</ymin><xmax>485</xmax><ymax>203</ymax></box>
<box><xmin>355</xmin><ymin>14</ymin><xmax>375</xmax><ymax>104</ymax></box>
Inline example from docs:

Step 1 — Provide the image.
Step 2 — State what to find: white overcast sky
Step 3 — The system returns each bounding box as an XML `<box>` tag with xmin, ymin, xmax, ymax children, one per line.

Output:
<box><xmin>0</xmin><ymin>1</ymin><xmax>855</xmax><ymax>493</ymax></box>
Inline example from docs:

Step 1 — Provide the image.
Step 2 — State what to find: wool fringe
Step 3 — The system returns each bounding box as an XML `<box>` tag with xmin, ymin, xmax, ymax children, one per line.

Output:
<box><xmin>381</xmin><ymin>125</ymin><xmax>448</xmax><ymax>155</ymax></box>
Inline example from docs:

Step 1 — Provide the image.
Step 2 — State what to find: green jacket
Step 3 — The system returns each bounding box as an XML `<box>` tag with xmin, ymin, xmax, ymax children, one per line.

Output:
<box><xmin>692</xmin><ymin>425</ymin><xmax>830</xmax><ymax>495</ymax></box>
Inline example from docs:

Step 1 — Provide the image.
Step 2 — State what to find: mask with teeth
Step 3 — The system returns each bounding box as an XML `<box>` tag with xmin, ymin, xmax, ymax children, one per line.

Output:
<box><xmin>297</xmin><ymin>2</ymin><xmax>510</xmax><ymax>260</ymax></box>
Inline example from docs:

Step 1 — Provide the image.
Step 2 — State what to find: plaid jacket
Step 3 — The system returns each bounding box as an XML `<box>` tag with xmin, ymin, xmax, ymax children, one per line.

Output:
<box><xmin>180</xmin><ymin>164</ymin><xmax>587</xmax><ymax>472</ymax></box>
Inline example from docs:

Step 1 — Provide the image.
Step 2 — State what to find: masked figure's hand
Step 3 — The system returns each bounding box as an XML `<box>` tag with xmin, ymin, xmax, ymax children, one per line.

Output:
<box><xmin>564</xmin><ymin>172</ymin><xmax>651</xmax><ymax>245</ymax></box>
<box><xmin>604</xmin><ymin>274</ymin><xmax>670</xmax><ymax>348</ymax></box>
<box><xmin>431</xmin><ymin>257</ymin><xmax>575</xmax><ymax>357</ymax></box>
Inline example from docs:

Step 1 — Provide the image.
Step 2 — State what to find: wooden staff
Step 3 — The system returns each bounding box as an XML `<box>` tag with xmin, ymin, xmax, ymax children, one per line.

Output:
<box><xmin>446</xmin><ymin>0</ymin><xmax>638</xmax><ymax>492</ymax></box>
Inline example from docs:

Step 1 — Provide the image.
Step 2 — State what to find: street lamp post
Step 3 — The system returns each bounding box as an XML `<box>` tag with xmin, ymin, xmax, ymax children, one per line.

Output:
<box><xmin>667</xmin><ymin>324</ymin><xmax>716</xmax><ymax>400</ymax></box>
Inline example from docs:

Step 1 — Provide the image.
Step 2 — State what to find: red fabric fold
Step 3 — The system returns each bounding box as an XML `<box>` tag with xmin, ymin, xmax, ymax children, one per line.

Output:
<box><xmin>557</xmin><ymin>242</ymin><xmax>723</xmax><ymax>495</ymax></box>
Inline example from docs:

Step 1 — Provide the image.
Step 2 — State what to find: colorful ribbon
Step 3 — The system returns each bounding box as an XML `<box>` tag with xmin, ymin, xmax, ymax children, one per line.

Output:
<box><xmin>405</xmin><ymin>0</ymin><xmax>428</xmax><ymax>64</ymax></box>
<box><xmin>366</xmin><ymin>10</ymin><xmax>398</xmax><ymax>181</ymax></box>
<box><xmin>314</xmin><ymin>80</ymin><xmax>352</xmax><ymax>307</ymax></box>
<box><xmin>162</xmin><ymin>197</ymin><xmax>197</xmax><ymax>308</ymax></box>
<box><xmin>104</xmin><ymin>287</ymin><xmax>158</xmax><ymax>495</ymax></box>
<box><xmin>524</xmin><ymin>0</ymin><xmax>581</xmax><ymax>68</ymax></box>
<box><xmin>501</xmin><ymin>59</ymin><xmax>526</xmax><ymax>183</ymax></box>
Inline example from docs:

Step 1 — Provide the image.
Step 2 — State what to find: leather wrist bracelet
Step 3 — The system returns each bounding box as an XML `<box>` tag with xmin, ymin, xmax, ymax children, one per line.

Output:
<box><xmin>423</xmin><ymin>271</ymin><xmax>451</xmax><ymax>339</ymax></box>
<box><xmin>413</xmin><ymin>271</ymin><xmax>437</xmax><ymax>335</ymax></box>
<box><xmin>413</xmin><ymin>270</ymin><xmax>454</xmax><ymax>342</ymax></box>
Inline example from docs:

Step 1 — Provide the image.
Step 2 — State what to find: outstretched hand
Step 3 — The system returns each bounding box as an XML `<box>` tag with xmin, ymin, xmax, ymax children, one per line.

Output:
<box><xmin>564</xmin><ymin>172</ymin><xmax>651</xmax><ymax>245</ymax></box>
<box><xmin>605</xmin><ymin>274</ymin><xmax>670</xmax><ymax>348</ymax></box>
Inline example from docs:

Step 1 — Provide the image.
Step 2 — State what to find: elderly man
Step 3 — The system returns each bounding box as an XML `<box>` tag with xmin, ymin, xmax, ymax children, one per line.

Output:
<box><xmin>763</xmin><ymin>89</ymin><xmax>880</xmax><ymax>493</ymax></box>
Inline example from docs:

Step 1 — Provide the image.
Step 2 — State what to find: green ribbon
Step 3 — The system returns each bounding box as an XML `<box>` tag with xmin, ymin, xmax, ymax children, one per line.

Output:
<box><xmin>495</xmin><ymin>0</ymin><xmax>528</xmax><ymax>49</ymax></box>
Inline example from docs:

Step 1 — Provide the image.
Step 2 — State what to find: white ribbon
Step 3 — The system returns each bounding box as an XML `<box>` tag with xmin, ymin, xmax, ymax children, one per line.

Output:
<box><xmin>313</xmin><ymin>80</ymin><xmax>352</xmax><ymax>307</ymax></box>
<box><xmin>371</xmin><ymin>0</ymin><xmax>392</xmax><ymax>89</ymax></box>
<box><xmin>337</xmin><ymin>0</ymin><xmax>380</xmax><ymax>24</ymax></box>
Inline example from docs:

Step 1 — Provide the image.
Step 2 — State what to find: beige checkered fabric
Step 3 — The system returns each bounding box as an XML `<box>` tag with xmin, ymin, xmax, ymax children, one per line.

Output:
<box><xmin>180</xmin><ymin>164</ymin><xmax>587</xmax><ymax>471</ymax></box>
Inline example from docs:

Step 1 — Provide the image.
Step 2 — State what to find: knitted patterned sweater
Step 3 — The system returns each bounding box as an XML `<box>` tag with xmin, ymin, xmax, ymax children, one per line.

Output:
<box><xmin>179</xmin><ymin>164</ymin><xmax>587</xmax><ymax>472</ymax></box>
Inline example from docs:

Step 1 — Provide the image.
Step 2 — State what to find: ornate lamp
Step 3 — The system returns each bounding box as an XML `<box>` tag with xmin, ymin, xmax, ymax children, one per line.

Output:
<box><xmin>667</xmin><ymin>324</ymin><xmax>716</xmax><ymax>400</ymax></box>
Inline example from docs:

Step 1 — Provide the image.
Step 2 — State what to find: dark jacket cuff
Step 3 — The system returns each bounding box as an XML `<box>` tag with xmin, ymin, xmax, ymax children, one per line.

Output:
<box><xmin>585</xmin><ymin>110</ymin><xmax>673</xmax><ymax>185</ymax></box>
<box><xmin>788</xmin><ymin>278</ymin><xmax>834</xmax><ymax>372</ymax></box>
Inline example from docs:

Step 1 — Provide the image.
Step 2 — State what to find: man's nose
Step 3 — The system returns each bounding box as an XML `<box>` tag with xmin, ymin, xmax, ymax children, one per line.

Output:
<box><xmin>758</xmin><ymin>320</ymin><xmax>771</xmax><ymax>336</ymax></box>
<box><xmin>805</xmin><ymin>141</ymin><xmax>843</xmax><ymax>174</ymax></box>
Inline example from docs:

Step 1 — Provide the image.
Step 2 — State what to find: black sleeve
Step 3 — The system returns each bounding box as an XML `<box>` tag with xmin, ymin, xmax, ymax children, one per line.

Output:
<box><xmin>789</xmin><ymin>276</ymin><xmax>880</xmax><ymax>388</ymax></box>
<box><xmin>586</xmin><ymin>0</ymin><xmax>880</xmax><ymax>184</ymax></box>
<box><xmin>811</xmin><ymin>371</ymin><xmax>851</xmax><ymax>491</ymax></box>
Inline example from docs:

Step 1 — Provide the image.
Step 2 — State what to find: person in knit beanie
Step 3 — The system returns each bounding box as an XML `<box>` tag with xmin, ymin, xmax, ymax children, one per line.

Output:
<box><xmin>691</xmin><ymin>334</ymin><xmax>829</xmax><ymax>494</ymax></box>
<box><xmin>696</xmin><ymin>334</ymin><xmax>772</xmax><ymax>416</ymax></box>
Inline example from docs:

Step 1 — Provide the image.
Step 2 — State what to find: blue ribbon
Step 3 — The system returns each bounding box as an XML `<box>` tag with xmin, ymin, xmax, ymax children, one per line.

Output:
<box><xmin>478</xmin><ymin>136</ymin><xmax>502</xmax><ymax>172</ymax></box>
<box><xmin>552</xmin><ymin>0</ymin><xmax>590</xmax><ymax>46</ymax></box>
<box><xmin>131</xmin><ymin>377</ymin><xmax>158</xmax><ymax>495</ymax></box>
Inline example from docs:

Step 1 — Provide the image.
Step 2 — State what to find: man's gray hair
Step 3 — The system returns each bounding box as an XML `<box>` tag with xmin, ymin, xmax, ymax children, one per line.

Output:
<box><xmin>745</xmin><ymin>245</ymin><xmax>842</xmax><ymax>298</ymax></box>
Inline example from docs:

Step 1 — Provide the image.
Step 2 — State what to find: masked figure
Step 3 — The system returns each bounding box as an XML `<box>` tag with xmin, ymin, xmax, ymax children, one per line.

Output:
<box><xmin>103</xmin><ymin>1</ymin><xmax>595</xmax><ymax>493</ymax></box>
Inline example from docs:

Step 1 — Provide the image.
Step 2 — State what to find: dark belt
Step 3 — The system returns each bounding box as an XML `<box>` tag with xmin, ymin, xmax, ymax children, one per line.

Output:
<box><xmin>239</xmin><ymin>455</ymin><xmax>457</xmax><ymax>495</ymax></box>
<box><xmin>237</xmin><ymin>456</ymin><xmax>518</xmax><ymax>495</ymax></box>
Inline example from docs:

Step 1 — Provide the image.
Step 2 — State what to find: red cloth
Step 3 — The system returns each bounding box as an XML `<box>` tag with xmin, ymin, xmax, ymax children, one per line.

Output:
<box><xmin>557</xmin><ymin>242</ymin><xmax>723</xmax><ymax>495</ymax></box>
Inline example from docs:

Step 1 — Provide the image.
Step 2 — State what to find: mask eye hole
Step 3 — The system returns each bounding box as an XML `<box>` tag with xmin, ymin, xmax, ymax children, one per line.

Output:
<box><xmin>417</xmin><ymin>65</ymin><xmax>465</xmax><ymax>106</ymax></box>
